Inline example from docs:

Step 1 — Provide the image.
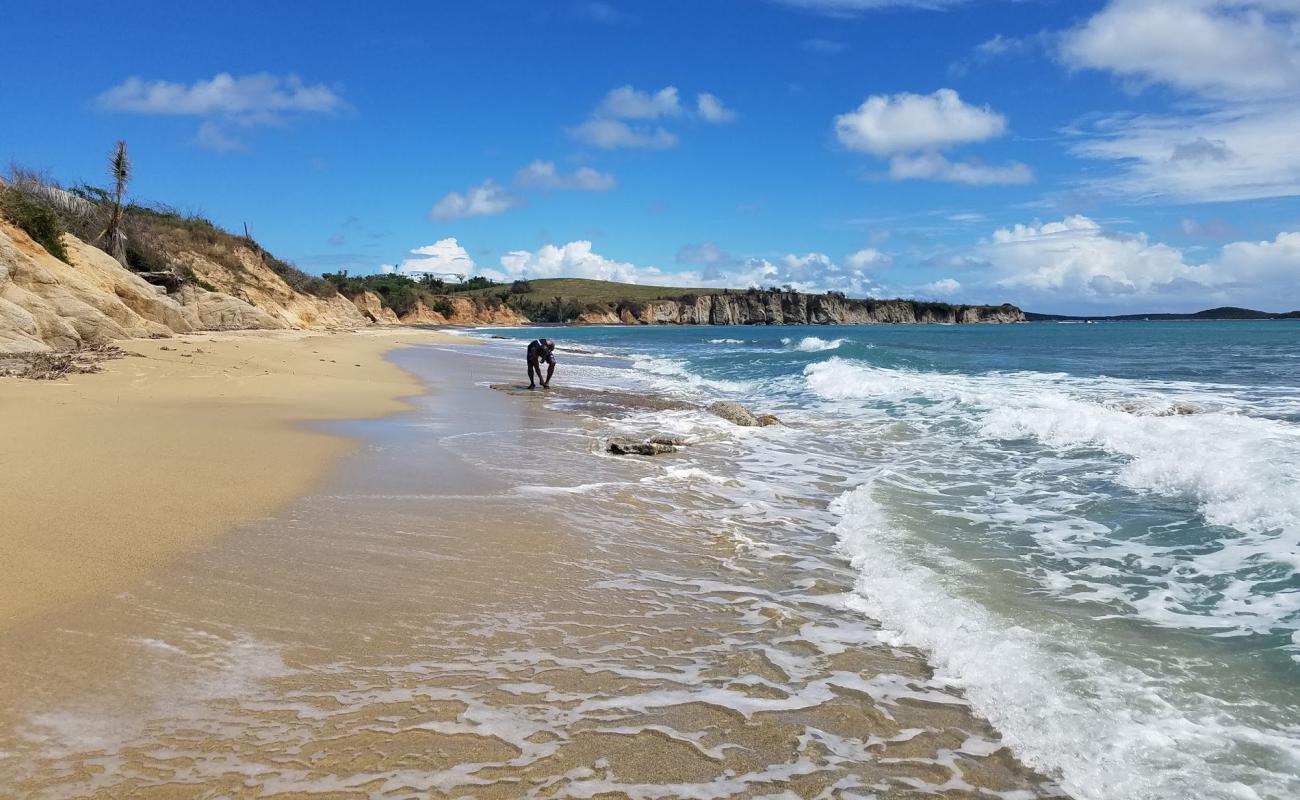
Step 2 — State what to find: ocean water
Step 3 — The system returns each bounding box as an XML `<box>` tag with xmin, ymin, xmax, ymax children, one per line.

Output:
<box><xmin>477</xmin><ymin>321</ymin><xmax>1300</xmax><ymax>800</ymax></box>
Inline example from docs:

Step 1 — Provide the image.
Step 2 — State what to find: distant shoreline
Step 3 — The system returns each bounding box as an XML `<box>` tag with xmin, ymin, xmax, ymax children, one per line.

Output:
<box><xmin>1026</xmin><ymin>306</ymin><xmax>1300</xmax><ymax>322</ymax></box>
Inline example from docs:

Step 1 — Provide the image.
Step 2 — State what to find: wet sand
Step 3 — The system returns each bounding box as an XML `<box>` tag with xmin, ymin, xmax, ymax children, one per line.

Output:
<box><xmin>0</xmin><ymin>343</ymin><xmax>1061</xmax><ymax>798</ymax></box>
<box><xmin>0</xmin><ymin>328</ymin><xmax>466</xmax><ymax>628</ymax></box>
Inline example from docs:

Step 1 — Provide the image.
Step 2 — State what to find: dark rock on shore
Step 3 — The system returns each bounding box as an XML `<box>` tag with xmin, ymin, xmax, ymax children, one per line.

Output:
<box><xmin>608</xmin><ymin>438</ymin><xmax>676</xmax><ymax>456</ymax></box>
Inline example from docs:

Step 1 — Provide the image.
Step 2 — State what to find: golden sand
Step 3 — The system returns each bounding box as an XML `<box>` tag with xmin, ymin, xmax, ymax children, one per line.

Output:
<box><xmin>0</xmin><ymin>342</ymin><xmax>1055</xmax><ymax>798</ymax></box>
<box><xmin>0</xmin><ymin>327</ymin><xmax>466</xmax><ymax>628</ymax></box>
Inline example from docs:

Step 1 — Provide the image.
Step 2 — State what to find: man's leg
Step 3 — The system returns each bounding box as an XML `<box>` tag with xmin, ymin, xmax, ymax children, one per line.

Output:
<box><xmin>527</xmin><ymin>359</ymin><xmax>539</xmax><ymax>389</ymax></box>
<box><xmin>543</xmin><ymin>361</ymin><xmax>555</xmax><ymax>388</ymax></box>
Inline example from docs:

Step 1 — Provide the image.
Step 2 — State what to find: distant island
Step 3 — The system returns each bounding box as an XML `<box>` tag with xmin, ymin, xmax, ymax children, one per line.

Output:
<box><xmin>1026</xmin><ymin>307</ymin><xmax>1300</xmax><ymax>322</ymax></box>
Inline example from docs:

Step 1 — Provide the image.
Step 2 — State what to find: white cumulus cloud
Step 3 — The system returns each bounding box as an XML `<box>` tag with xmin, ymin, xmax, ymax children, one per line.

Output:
<box><xmin>570</xmin><ymin>118</ymin><xmax>679</xmax><ymax>149</ymax></box>
<box><xmin>697</xmin><ymin>93</ymin><xmax>737</xmax><ymax>123</ymax></box>
<box><xmin>383</xmin><ymin>238</ymin><xmax>477</xmax><ymax>277</ymax></box>
<box><xmin>97</xmin><ymin>72</ymin><xmax>346</xmax><ymax>152</ymax></box>
<box><xmin>834</xmin><ymin>88</ymin><xmax>1007</xmax><ymax>156</ymax></box>
<box><xmin>968</xmin><ymin>215</ymin><xmax>1300</xmax><ymax>310</ymax></box>
<box><xmin>1061</xmin><ymin>1</ymin><xmax>1300</xmax><ymax>202</ymax></box>
<box><xmin>982</xmin><ymin>215</ymin><xmax>1213</xmax><ymax>297</ymax></box>
<box><xmin>1061</xmin><ymin>0</ymin><xmax>1300</xmax><ymax>99</ymax></box>
<box><xmin>1215</xmin><ymin>230</ymin><xmax>1300</xmax><ymax>287</ymax></box>
<box><xmin>429</xmin><ymin>180</ymin><xmax>522</xmax><ymax>220</ymax></box>
<box><xmin>834</xmin><ymin>88</ymin><xmax>1031</xmax><ymax>185</ymax></box>
<box><xmin>921</xmin><ymin>278</ymin><xmax>963</xmax><ymax>296</ymax></box>
<box><xmin>515</xmin><ymin>160</ymin><xmax>616</xmax><ymax>191</ymax></box>
<box><xmin>98</xmin><ymin>72</ymin><xmax>346</xmax><ymax>117</ymax></box>
<box><xmin>571</xmin><ymin>85</ymin><xmax>734</xmax><ymax>149</ymax></box>
<box><xmin>487</xmin><ymin>241</ymin><xmax>664</xmax><ymax>284</ymax></box>
<box><xmin>1070</xmin><ymin>104</ymin><xmax>1300</xmax><ymax>202</ymax></box>
<box><xmin>597</xmin><ymin>85</ymin><xmax>682</xmax><ymax>119</ymax></box>
<box><xmin>846</xmin><ymin>248</ymin><xmax>890</xmax><ymax>270</ymax></box>
<box><xmin>888</xmin><ymin>152</ymin><xmax>1034</xmax><ymax>185</ymax></box>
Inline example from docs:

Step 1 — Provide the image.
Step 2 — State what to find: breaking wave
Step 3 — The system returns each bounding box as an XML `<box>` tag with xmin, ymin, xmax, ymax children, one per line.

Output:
<box><xmin>781</xmin><ymin>336</ymin><xmax>845</xmax><ymax>352</ymax></box>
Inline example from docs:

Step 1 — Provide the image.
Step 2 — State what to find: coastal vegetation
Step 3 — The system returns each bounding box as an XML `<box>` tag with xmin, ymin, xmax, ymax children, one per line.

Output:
<box><xmin>2</xmin><ymin>161</ymin><xmax>333</xmax><ymax>298</ymax></box>
<box><xmin>2</xmin><ymin>151</ymin><xmax>1023</xmax><ymax>357</ymax></box>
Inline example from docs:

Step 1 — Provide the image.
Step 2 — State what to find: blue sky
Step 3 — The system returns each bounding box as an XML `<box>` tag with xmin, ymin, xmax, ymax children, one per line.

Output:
<box><xmin>2</xmin><ymin>0</ymin><xmax>1299</xmax><ymax>314</ymax></box>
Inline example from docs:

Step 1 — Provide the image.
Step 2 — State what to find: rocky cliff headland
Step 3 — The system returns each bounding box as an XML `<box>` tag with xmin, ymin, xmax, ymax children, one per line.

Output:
<box><xmin>568</xmin><ymin>290</ymin><xmax>1022</xmax><ymax>326</ymax></box>
<box><xmin>0</xmin><ymin>172</ymin><xmax>1020</xmax><ymax>356</ymax></box>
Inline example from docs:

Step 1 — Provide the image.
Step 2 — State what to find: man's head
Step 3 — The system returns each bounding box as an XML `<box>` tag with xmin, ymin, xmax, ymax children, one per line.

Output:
<box><xmin>543</xmin><ymin>338</ymin><xmax>555</xmax><ymax>351</ymax></box>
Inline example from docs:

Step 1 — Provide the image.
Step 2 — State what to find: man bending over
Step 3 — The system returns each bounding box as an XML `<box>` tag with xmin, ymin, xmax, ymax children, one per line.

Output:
<box><xmin>527</xmin><ymin>338</ymin><xmax>556</xmax><ymax>389</ymax></box>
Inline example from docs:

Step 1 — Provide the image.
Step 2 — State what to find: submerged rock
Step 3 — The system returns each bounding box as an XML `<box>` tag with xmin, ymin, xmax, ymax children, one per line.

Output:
<box><xmin>608</xmin><ymin>438</ymin><xmax>676</xmax><ymax>456</ymax></box>
<box><xmin>649</xmin><ymin>434</ymin><xmax>688</xmax><ymax>446</ymax></box>
<box><xmin>709</xmin><ymin>401</ymin><xmax>760</xmax><ymax>426</ymax></box>
<box><xmin>756</xmin><ymin>414</ymin><xmax>781</xmax><ymax>427</ymax></box>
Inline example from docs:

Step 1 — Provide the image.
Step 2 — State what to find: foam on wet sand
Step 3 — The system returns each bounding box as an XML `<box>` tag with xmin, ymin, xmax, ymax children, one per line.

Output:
<box><xmin>0</xmin><ymin>343</ymin><xmax>1059</xmax><ymax>798</ymax></box>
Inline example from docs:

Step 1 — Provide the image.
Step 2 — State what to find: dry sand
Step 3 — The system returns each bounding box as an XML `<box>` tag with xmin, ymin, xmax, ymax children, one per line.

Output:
<box><xmin>0</xmin><ymin>327</ymin><xmax>467</xmax><ymax>628</ymax></box>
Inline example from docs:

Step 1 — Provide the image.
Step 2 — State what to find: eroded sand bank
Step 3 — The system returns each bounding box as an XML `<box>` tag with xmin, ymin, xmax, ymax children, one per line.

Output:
<box><xmin>0</xmin><ymin>327</ymin><xmax>467</xmax><ymax>627</ymax></box>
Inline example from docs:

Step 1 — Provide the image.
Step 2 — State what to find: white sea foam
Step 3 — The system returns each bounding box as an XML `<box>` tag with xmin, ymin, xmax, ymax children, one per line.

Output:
<box><xmin>780</xmin><ymin>336</ymin><xmax>845</xmax><ymax>352</ymax></box>
<box><xmin>981</xmin><ymin>399</ymin><xmax>1300</xmax><ymax>545</ymax></box>
<box><xmin>707</xmin><ymin>338</ymin><xmax>746</xmax><ymax>344</ymax></box>
<box><xmin>514</xmin><ymin>482</ymin><xmax>620</xmax><ymax>496</ymax></box>
<box><xmin>832</xmin><ymin>479</ymin><xmax>1300</xmax><ymax>800</ymax></box>
<box><xmin>804</xmin><ymin>357</ymin><xmax>1300</xmax><ymax>638</ymax></box>
<box><xmin>652</xmin><ymin>466</ymin><xmax>733</xmax><ymax>485</ymax></box>
<box><xmin>630</xmin><ymin>355</ymin><xmax>751</xmax><ymax>395</ymax></box>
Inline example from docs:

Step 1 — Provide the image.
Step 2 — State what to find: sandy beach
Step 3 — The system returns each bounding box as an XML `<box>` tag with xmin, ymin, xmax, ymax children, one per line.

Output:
<box><xmin>0</xmin><ymin>338</ymin><xmax>1058</xmax><ymax>798</ymax></box>
<box><xmin>0</xmin><ymin>327</ymin><xmax>467</xmax><ymax>628</ymax></box>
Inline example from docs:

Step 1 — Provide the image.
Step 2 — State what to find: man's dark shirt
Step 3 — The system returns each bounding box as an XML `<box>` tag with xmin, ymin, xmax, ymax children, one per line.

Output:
<box><xmin>527</xmin><ymin>339</ymin><xmax>555</xmax><ymax>364</ymax></box>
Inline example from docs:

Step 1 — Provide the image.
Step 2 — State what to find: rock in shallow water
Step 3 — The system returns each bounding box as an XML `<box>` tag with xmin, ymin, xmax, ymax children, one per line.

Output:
<box><xmin>608</xmin><ymin>438</ymin><xmax>676</xmax><ymax>456</ymax></box>
<box><xmin>708</xmin><ymin>401</ymin><xmax>760</xmax><ymax>426</ymax></box>
<box><xmin>649</xmin><ymin>434</ymin><xmax>688</xmax><ymax>446</ymax></box>
<box><xmin>708</xmin><ymin>402</ymin><xmax>781</xmax><ymax>427</ymax></box>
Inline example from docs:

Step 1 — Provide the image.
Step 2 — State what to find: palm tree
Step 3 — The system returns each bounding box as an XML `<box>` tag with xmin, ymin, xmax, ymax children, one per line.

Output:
<box><xmin>101</xmin><ymin>141</ymin><xmax>130</xmax><ymax>266</ymax></box>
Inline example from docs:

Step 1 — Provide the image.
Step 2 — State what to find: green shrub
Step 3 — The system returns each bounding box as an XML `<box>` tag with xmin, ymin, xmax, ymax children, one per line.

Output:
<box><xmin>266</xmin><ymin>256</ymin><xmax>337</xmax><ymax>297</ymax></box>
<box><xmin>431</xmin><ymin>298</ymin><xmax>455</xmax><ymax>317</ymax></box>
<box><xmin>377</xmin><ymin>282</ymin><xmax>419</xmax><ymax>316</ymax></box>
<box><xmin>446</xmin><ymin>275</ymin><xmax>497</xmax><ymax>293</ymax></box>
<box><xmin>0</xmin><ymin>187</ymin><xmax>69</xmax><ymax>261</ymax></box>
<box><xmin>125</xmin><ymin>244</ymin><xmax>169</xmax><ymax>273</ymax></box>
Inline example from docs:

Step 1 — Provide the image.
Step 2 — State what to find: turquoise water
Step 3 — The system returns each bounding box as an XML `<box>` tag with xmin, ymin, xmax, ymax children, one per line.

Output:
<box><xmin>477</xmin><ymin>321</ymin><xmax>1300</xmax><ymax>799</ymax></box>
